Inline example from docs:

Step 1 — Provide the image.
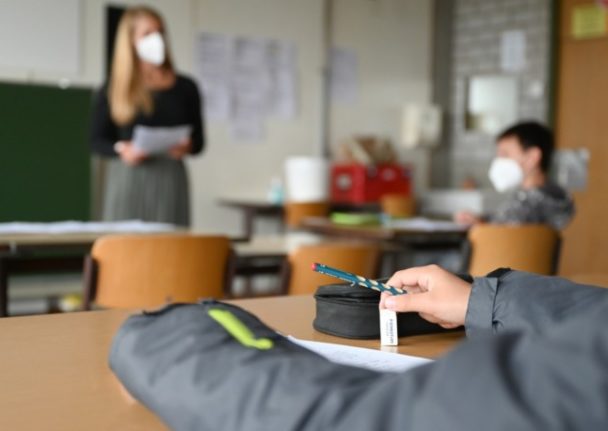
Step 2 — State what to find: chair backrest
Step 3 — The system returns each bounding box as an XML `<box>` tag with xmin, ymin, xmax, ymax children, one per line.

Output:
<box><xmin>86</xmin><ymin>234</ymin><xmax>232</xmax><ymax>309</ymax></box>
<box><xmin>284</xmin><ymin>243</ymin><xmax>381</xmax><ymax>295</ymax></box>
<box><xmin>466</xmin><ymin>224</ymin><xmax>560</xmax><ymax>276</ymax></box>
<box><xmin>380</xmin><ymin>194</ymin><xmax>415</xmax><ymax>218</ymax></box>
<box><xmin>284</xmin><ymin>201</ymin><xmax>330</xmax><ymax>228</ymax></box>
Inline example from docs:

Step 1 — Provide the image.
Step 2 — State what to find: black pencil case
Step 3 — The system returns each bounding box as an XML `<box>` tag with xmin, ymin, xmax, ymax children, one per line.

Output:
<box><xmin>313</xmin><ymin>280</ymin><xmax>458</xmax><ymax>339</ymax></box>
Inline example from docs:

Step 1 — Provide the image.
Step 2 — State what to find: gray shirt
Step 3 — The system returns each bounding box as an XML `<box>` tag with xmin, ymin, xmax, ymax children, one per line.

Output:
<box><xmin>491</xmin><ymin>181</ymin><xmax>575</xmax><ymax>229</ymax></box>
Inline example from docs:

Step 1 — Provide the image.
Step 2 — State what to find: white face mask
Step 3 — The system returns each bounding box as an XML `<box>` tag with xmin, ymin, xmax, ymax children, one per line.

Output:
<box><xmin>488</xmin><ymin>157</ymin><xmax>524</xmax><ymax>193</ymax></box>
<box><xmin>135</xmin><ymin>32</ymin><xmax>166</xmax><ymax>65</ymax></box>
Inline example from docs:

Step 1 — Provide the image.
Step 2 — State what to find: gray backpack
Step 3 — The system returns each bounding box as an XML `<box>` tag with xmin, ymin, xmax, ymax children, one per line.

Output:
<box><xmin>109</xmin><ymin>300</ymin><xmax>384</xmax><ymax>431</ymax></box>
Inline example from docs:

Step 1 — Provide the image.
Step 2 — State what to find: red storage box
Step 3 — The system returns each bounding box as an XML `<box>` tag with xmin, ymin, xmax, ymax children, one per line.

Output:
<box><xmin>331</xmin><ymin>163</ymin><xmax>412</xmax><ymax>204</ymax></box>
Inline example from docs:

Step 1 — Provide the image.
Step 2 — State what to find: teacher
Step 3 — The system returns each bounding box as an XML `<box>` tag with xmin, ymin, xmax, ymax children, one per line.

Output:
<box><xmin>90</xmin><ymin>6</ymin><xmax>204</xmax><ymax>227</ymax></box>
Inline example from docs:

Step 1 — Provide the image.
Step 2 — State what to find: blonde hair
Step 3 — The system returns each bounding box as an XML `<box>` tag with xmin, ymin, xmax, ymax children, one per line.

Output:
<box><xmin>108</xmin><ymin>6</ymin><xmax>174</xmax><ymax>125</ymax></box>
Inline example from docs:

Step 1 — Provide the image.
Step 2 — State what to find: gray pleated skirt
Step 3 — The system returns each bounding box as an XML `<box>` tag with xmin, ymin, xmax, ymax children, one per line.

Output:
<box><xmin>102</xmin><ymin>157</ymin><xmax>190</xmax><ymax>227</ymax></box>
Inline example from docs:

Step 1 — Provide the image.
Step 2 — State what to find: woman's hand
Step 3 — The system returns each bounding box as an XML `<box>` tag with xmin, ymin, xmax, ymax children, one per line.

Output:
<box><xmin>380</xmin><ymin>265</ymin><xmax>472</xmax><ymax>329</ymax></box>
<box><xmin>453</xmin><ymin>210</ymin><xmax>480</xmax><ymax>225</ymax></box>
<box><xmin>114</xmin><ymin>141</ymin><xmax>148</xmax><ymax>166</ymax></box>
<box><xmin>168</xmin><ymin>138</ymin><xmax>192</xmax><ymax>160</ymax></box>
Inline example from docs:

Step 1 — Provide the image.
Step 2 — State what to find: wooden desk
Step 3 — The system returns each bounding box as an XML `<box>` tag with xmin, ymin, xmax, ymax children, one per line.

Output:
<box><xmin>0</xmin><ymin>233</ymin><xmax>333</xmax><ymax>316</ymax></box>
<box><xmin>0</xmin><ymin>232</ymin><xmax>118</xmax><ymax>317</ymax></box>
<box><xmin>301</xmin><ymin>216</ymin><xmax>468</xmax><ymax>246</ymax></box>
<box><xmin>0</xmin><ymin>295</ymin><xmax>463</xmax><ymax>430</ymax></box>
<box><xmin>0</xmin><ymin>231</ymin><xmax>180</xmax><ymax>317</ymax></box>
<box><xmin>0</xmin><ymin>233</ymin><xmax>297</xmax><ymax>317</ymax></box>
<box><xmin>218</xmin><ymin>197</ymin><xmax>380</xmax><ymax>239</ymax></box>
<box><xmin>218</xmin><ymin>198</ymin><xmax>284</xmax><ymax>239</ymax></box>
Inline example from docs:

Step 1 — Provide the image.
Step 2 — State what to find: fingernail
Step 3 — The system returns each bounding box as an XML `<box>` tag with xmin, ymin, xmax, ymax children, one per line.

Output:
<box><xmin>385</xmin><ymin>297</ymin><xmax>396</xmax><ymax>309</ymax></box>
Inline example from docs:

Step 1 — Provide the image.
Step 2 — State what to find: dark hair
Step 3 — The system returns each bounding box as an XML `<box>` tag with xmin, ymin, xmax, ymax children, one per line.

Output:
<box><xmin>497</xmin><ymin>121</ymin><xmax>554</xmax><ymax>172</ymax></box>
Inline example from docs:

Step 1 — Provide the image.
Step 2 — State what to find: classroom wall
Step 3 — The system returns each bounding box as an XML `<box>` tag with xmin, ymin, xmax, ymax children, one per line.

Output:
<box><xmin>0</xmin><ymin>0</ymin><xmax>195</xmax><ymax>87</ymax></box>
<box><xmin>446</xmin><ymin>0</ymin><xmax>553</xmax><ymax>188</ymax></box>
<box><xmin>189</xmin><ymin>0</ymin><xmax>326</xmax><ymax>234</ymax></box>
<box><xmin>330</xmin><ymin>0</ymin><xmax>433</xmax><ymax>193</ymax></box>
<box><xmin>0</xmin><ymin>0</ymin><xmax>433</xmax><ymax>235</ymax></box>
<box><xmin>191</xmin><ymin>0</ymin><xmax>433</xmax><ymax>234</ymax></box>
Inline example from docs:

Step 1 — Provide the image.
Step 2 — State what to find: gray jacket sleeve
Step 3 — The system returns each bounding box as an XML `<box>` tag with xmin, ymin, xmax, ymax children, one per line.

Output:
<box><xmin>465</xmin><ymin>270</ymin><xmax>607</xmax><ymax>337</ymax></box>
<box><xmin>110</xmin><ymin>275</ymin><xmax>608</xmax><ymax>431</ymax></box>
<box><xmin>261</xmin><ymin>278</ymin><xmax>608</xmax><ymax>431</ymax></box>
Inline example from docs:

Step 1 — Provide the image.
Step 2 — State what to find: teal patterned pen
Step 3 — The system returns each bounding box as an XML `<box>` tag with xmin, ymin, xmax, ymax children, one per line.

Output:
<box><xmin>312</xmin><ymin>263</ymin><xmax>406</xmax><ymax>295</ymax></box>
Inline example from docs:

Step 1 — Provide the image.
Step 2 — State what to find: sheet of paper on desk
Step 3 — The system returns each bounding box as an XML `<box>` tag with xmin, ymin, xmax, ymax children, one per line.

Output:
<box><xmin>132</xmin><ymin>125</ymin><xmax>192</xmax><ymax>154</ymax></box>
<box><xmin>289</xmin><ymin>337</ymin><xmax>431</xmax><ymax>373</ymax></box>
<box><xmin>0</xmin><ymin>220</ymin><xmax>176</xmax><ymax>234</ymax></box>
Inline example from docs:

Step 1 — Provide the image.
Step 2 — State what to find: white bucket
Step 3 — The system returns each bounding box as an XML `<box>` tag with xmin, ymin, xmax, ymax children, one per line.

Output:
<box><xmin>284</xmin><ymin>157</ymin><xmax>329</xmax><ymax>202</ymax></box>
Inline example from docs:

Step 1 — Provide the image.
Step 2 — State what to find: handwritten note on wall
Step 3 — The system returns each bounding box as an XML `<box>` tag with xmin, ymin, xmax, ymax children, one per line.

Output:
<box><xmin>572</xmin><ymin>4</ymin><xmax>607</xmax><ymax>39</ymax></box>
<box><xmin>194</xmin><ymin>33</ymin><xmax>298</xmax><ymax>143</ymax></box>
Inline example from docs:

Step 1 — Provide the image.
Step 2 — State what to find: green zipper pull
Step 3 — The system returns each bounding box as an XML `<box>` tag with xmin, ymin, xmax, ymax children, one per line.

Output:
<box><xmin>208</xmin><ymin>308</ymin><xmax>274</xmax><ymax>350</ymax></box>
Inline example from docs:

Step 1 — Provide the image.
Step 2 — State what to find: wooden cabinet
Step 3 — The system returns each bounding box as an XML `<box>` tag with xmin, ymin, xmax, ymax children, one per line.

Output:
<box><xmin>556</xmin><ymin>0</ymin><xmax>608</xmax><ymax>275</ymax></box>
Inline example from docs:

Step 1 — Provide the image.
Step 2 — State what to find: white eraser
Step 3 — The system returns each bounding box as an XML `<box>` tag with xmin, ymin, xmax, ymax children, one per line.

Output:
<box><xmin>380</xmin><ymin>309</ymin><xmax>398</xmax><ymax>346</ymax></box>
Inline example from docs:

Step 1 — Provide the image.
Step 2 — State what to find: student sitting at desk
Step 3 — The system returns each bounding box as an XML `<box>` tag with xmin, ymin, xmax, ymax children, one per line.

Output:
<box><xmin>455</xmin><ymin>121</ymin><xmax>575</xmax><ymax>229</ymax></box>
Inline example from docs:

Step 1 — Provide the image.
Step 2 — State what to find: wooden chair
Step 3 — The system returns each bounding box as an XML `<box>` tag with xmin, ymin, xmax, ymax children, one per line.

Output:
<box><xmin>83</xmin><ymin>234</ymin><xmax>234</xmax><ymax>309</ymax></box>
<box><xmin>380</xmin><ymin>194</ymin><xmax>415</xmax><ymax>218</ymax></box>
<box><xmin>280</xmin><ymin>243</ymin><xmax>381</xmax><ymax>295</ymax></box>
<box><xmin>284</xmin><ymin>201</ymin><xmax>330</xmax><ymax>229</ymax></box>
<box><xmin>463</xmin><ymin>224</ymin><xmax>561</xmax><ymax>277</ymax></box>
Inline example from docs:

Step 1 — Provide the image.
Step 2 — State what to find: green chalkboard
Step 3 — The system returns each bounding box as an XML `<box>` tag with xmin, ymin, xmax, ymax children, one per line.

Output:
<box><xmin>0</xmin><ymin>82</ymin><xmax>93</xmax><ymax>222</ymax></box>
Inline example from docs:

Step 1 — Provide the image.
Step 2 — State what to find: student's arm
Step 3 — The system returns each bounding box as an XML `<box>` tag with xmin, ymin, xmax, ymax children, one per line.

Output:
<box><xmin>381</xmin><ymin>266</ymin><xmax>608</xmax><ymax>337</ymax></box>
<box><xmin>187</xmin><ymin>78</ymin><xmax>204</xmax><ymax>155</ymax></box>
<box><xmin>465</xmin><ymin>269</ymin><xmax>605</xmax><ymax>336</ymax></box>
<box><xmin>381</xmin><ymin>300</ymin><xmax>608</xmax><ymax>431</ymax></box>
<box><xmin>167</xmin><ymin>79</ymin><xmax>205</xmax><ymax>160</ymax></box>
<box><xmin>453</xmin><ymin>210</ymin><xmax>481</xmax><ymax>225</ymax></box>
<box><xmin>324</xmin><ymin>299</ymin><xmax>608</xmax><ymax>430</ymax></box>
<box><xmin>90</xmin><ymin>86</ymin><xmax>119</xmax><ymax>157</ymax></box>
<box><xmin>111</xmin><ymin>279</ymin><xmax>608</xmax><ymax>431</ymax></box>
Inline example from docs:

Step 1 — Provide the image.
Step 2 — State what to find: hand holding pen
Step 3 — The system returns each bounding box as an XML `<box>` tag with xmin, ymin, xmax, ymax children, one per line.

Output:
<box><xmin>312</xmin><ymin>262</ymin><xmax>471</xmax><ymax>329</ymax></box>
<box><xmin>380</xmin><ymin>265</ymin><xmax>471</xmax><ymax>329</ymax></box>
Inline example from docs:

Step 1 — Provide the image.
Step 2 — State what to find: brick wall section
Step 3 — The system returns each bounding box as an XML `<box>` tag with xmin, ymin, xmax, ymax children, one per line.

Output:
<box><xmin>448</xmin><ymin>0</ymin><xmax>552</xmax><ymax>187</ymax></box>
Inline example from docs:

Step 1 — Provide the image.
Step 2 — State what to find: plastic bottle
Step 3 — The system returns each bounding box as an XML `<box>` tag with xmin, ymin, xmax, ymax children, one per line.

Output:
<box><xmin>267</xmin><ymin>177</ymin><xmax>284</xmax><ymax>205</ymax></box>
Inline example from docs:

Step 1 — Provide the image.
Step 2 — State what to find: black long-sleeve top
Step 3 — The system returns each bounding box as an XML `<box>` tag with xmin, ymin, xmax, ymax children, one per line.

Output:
<box><xmin>90</xmin><ymin>74</ymin><xmax>205</xmax><ymax>157</ymax></box>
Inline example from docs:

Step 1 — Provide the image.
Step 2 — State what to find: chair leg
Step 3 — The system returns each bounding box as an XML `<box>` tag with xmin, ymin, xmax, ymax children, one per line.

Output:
<box><xmin>551</xmin><ymin>236</ymin><xmax>562</xmax><ymax>276</ymax></box>
<box><xmin>0</xmin><ymin>257</ymin><xmax>9</xmax><ymax>317</ymax></box>
<box><xmin>82</xmin><ymin>255</ymin><xmax>98</xmax><ymax>311</ymax></box>
<box><xmin>223</xmin><ymin>249</ymin><xmax>237</xmax><ymax>299</ymax></box>
<box><xmin>278</xmin><ymin>259</ymin><xmax>291</xmax><ymax>295</ymax></box>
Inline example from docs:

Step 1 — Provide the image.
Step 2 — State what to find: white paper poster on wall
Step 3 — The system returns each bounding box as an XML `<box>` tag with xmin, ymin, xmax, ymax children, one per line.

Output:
<box><xmin>194</xmin><ymin>33</ymin><xmax>298</xmax><ymax>143</ymax></box>
<box><xmin>267</xmin><ymin>40</ymin><xmax>298</xmax><ymax>119</ymax></box>
<box><xmin>330</xmin><ymin>47</ymin><xmax>358</xmax><ymax>104</ymax></box>
<box><xmin>231</xmin><ymin>36</ymin><xmax>272</xmax><ymax>141</ymax></box>
<box><xmin>194</xmin><ymin>33</ymin><xmax>233</xmax><ymax>121</ymax></box>
<box><xmin>500</xmin><ymin>30</ymin><xmax>526</xmax><ymax>72</ymax></box>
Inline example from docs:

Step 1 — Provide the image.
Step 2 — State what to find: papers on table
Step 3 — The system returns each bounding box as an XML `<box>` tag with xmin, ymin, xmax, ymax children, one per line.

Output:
<box><xmin>0</xmin><ymin>220</ymin><xmax>176</xmax><ymax>235</ymax></box>
<box><xmin>385</xmin><ymin>217</ymin><xmax>468</xmax><ymax>232</ymax></box>
<box><xmin>289</xmin><ymin>337</ymin><xmax>431</xmax><ymax>373</ymax></box>
<box><xmin>132</xmin><ymin>125</ymin><xmax>192</xmax><ymax>154</ymax></box>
